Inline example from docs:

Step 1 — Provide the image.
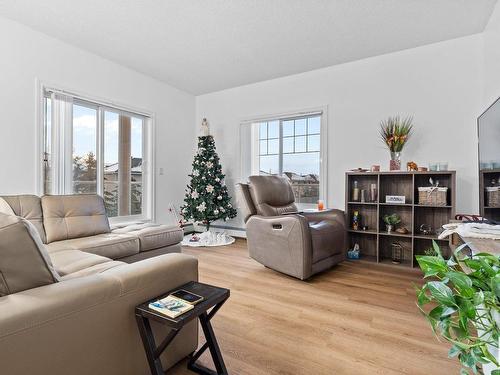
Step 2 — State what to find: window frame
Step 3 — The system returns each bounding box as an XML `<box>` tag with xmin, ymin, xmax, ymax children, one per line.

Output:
<box><xmin>36</xmin><ymin>81</ymin><xmax>156</xmax><ymax>224</ymax></box>
<box><xmin>246</xmin><ymin>107</ymin><xmax>328</xmax><ymax>207</ymax></box>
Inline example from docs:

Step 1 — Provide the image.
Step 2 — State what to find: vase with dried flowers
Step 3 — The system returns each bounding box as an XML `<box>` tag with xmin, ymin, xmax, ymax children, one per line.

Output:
<box><xmin>380</xmin><ymin>116</ymin><xmax>414</xmax><ymax>171</ymax></box>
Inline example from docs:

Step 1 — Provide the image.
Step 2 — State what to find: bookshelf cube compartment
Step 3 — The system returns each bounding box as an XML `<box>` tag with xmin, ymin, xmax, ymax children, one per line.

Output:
<box><xmin>379</xmin><ymin>236</ymin><xmax>412</xmax><ymax>267</ymax></box>
<box><xmin>414</xmin><ymin>238</ymin><xmax>451</xmax><ymax>267</ymax></box>
<box><xmin>414</xmin><ymin>173</ymin><xmax>453</xmax><ymax>206</ymax></box>
<box><xmin>348</xmin><ymin>204</ymin><xmax>377</xmax><ymax>232</ymax></box>
<box><xmin>348</xmin><ymin>232</ymin><xmax>377</xmax><ymax>262</ymax></box>
<box><xmin>380</xmin><ymin>174</ymin><xmax>413</xmax><ymax>204</ymax></box>
<box><xmin>379</xmin><ymin>205</ymin><xmax>412</xmax><ymax>235</ymax></box>
<box><xmin>414</xmin><ymin>206</ymin><xmax>452</xmax><ymax>239</ymax></box>
<box><xmin>346</xmin><ymin>174</ymin><xmax>378</xmax><ymax>203</ymax></box>
<box><xmin>480</xmin><ymin>169</ymin><xmax>500</xmax><ymax>221</ymax></box>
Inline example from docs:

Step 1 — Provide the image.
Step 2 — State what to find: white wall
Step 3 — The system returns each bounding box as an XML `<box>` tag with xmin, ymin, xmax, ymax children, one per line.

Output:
<box><xmin>0</xmin><ymin>17</ymin><xmax>195</xmax><ymax>224</ymax></box>
<box><xmin>196</xmin><ymin>35</ymin><xmax>484</xmax><ymax>227</ymax></box>
<box><xmin>484</xmin><ymin>1</ymin><xmax>500</xmax><ymax>107</ymax></box>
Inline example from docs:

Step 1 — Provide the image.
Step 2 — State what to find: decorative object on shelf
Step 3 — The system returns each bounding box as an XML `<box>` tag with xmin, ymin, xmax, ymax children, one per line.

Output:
<box><xmin>362</xmin><ymin>225</ymin><xmax>369</xmax><ymax>231</ymax></box>
<box><xmin>181</xmin><ymin>231</ymin><xmax>235</xmax><ymax>247</ymax></box>
<box><xmin>370</xmin><ymin>183</ymin><xmax>378</xmax><ymax>202</ymax></box>
<box><xmin>379</xmin><ymin>115</ymin><xmax>414</xmax><ymax>171</ymax></box>
<box><xmin>429</xmin><ymin>163</ymin><xmax>438</xmax><ymax>171</ymax></box>
<box><xmin>371</xmin><ymin>165</ymin><xmax>380</xmax><ymax>172</ymax></box>
<box><xmin>317</xmin><ymin>200</ymin><xmax>325</xmax><ymax>210</ymax></box>
<box><xmin>385</xmin><ymin>195</ymin><xmax>406</xmax><ymax>204</ymax></box>
<box><xmin>437</xmin><ymin>162</ymin><xmax>448</xmax><ymax>171</ymax></box>
<box><xmin>415</xmin><ymin>241</ymin><xmax>500</xmax><ymax>375</ymax></box>
<box><xmin>180</xmin><ymin>123</ymin><xmax>238</xmax><ymax>231</ymax></box>
<box><xmin>360</xmin><ymin>189</ymin><xmax>366</xmax><ymax>203</ymax></box>
<box><xmin>418</xmin><ymin>178</ymin><xmax>448</xmax><ymax>206</ymax></box>
<box><xmin>406</xmin><ymin>161</ymin><xmax>418</xmax><ymax>171</ymax></box>
<box><xmin>383</xmin><ymin>213</ymin><xmax>401</xmax><ymax>233</ymax></box>
<box><xmin>352</xmin><ymin>180</ymin><xmax>360</xmax><ymax>201</ymax></box>
<box><xmin>479</xmin><ymin>170</ymin><xmax>500</xmax><ymax>221</ymax></box>
<box><xmin>486</xmin><ymin>186</ymin><xmax>500</xmax><ymax>208</ymax></box>
<box><xmin>352</xmin><ymin>210</ymin><xmax>361</xmax><ymax>230</ymax></box>
<box><xmin>480</xmin><ymin>161</ymin><xmax>493</xmax><ymax>170</ymax></box>
<box><xmin>390</xmin><ymin>242</ymin><xmax>403</xmax><ymax>264</ymax></box>
<box><xmin>347</xmin><ymin>243</ymin><xmax>360</xmax><ymax>259</ymax></box>
<box><xmin>350</xmin><ymin>168</ymin><xmax>369</xmax><ymax>172</ymax></box>
<box><xmin>417</xmin><ymin>166</ymin><xmax>428</xmax><ymax>172</ymax></box>
<box><xmin>395</xmin><ymin>227</ymin><xmax>409</xmax><ymax>234</ymax></box>
<box><xmin>419</xmin><ymin>224</ymin><xmax>432</xmax><ymax>235</ymax></box>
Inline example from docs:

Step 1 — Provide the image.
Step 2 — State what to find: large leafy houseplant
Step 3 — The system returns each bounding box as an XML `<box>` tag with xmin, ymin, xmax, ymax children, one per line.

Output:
<box><xmin>416</xmin><ymin>242</ymin><xmax>499</xmax><ymax>374</ymax></box>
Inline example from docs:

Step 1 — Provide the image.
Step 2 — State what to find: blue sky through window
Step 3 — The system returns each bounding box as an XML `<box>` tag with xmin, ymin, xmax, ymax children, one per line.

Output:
<box><xmin>73</xmin><ymin>105</ymin><xmax>143</xmax><ymax>164</ymax></box>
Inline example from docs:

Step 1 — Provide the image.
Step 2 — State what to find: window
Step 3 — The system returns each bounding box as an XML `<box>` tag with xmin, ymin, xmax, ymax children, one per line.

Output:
<box><xmin>253</xmin><ymin>113</ymin><xmax>324</xmax><ymax>206</ymax></box>
<box><xmin>41</xmin><ymin>89</ymin><xmax>152</xmax><ymax>221</ymax></box>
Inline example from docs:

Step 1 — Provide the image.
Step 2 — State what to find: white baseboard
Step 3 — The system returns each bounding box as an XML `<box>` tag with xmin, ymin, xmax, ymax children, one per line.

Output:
<box><xmin>192</xmin><ymin>223</ymin><xmax>247</xmax><ymax>238</ymax></box>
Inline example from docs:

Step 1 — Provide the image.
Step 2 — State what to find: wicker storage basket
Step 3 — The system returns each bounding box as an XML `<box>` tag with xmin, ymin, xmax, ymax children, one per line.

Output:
<box><xmin>418</xmin><ymin>187</ymin><xmax>448</xmax><ymax>206</ymax></box>
<box><xmin>486</xmin><ymin>187</ymin><xmax>500</xmax><ymax>208</ymax></box>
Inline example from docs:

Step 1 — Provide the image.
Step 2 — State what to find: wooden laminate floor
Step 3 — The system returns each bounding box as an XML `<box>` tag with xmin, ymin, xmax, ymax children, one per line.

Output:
<box><xmin>170</xmin><ymin>239</ymin><xmax>459</xmax><ymax>375</ymax></box>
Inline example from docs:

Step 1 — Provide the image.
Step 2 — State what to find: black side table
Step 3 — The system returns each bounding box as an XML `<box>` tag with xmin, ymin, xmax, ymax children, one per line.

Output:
<box><xmin>135</xmin><ymin>281</ymin><xmax>230</xmax><ymax>375</ymax></box>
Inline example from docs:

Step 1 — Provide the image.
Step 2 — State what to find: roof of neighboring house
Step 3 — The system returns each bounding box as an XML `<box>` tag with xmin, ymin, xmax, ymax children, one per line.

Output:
<box><xmin>283</xmin><ymin>172</ymin><xmax>319</xmax><ymax>183</ymax></box>
<box><xmin>105</xmin><ymin>157</ymin><xmax>142</xmax><ymax>175</ymax></box>
<box><xmin>258</xmin><ymin>171</ymin><xmax>319</xmax><ymax>183</ymax></box>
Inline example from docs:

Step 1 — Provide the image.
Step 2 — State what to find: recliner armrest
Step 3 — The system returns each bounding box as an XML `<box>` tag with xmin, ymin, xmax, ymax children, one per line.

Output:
<box><xmin>300</xmin><ymin>209</ymin><xmax>346</xmax><ymax>225</ymax></box>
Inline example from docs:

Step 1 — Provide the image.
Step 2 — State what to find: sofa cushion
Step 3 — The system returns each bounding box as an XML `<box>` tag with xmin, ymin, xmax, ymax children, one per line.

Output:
<box><xmin>0</xmin><ymin>198</ymin><xmax>15</xmax><ymax>216</ymax></box>
<box><xmin>60</xmin><ymin>261</ymin><xmax>125</xmax><ymax>280</ymax></box>
<box><xmin>49</xmin><ymin>249</ymin><xmax>112</xmax><ymax>276</ymax></box>
<box><xmin>46</xmin><ymin>233</ymin><xmax>140</xmax><ymax>259</ymax></box>
<box><xmin>1</xmin><ymin>195</ymin><xmax>47</xmax><ymax>243</ymax></box>
<box><xmin>0</xmin><ymin>213</ymin><xmax>59</xmax><ymax>296</ymax></box>
<box><xmin>42</xmin><ymin>195</ymin><xmax>110</xmax><ymax>243</ymax></box>
<box><xmin>112</xmin><ymin>223</ymin><xmax>183</xmax><ymax>251</ymax></box>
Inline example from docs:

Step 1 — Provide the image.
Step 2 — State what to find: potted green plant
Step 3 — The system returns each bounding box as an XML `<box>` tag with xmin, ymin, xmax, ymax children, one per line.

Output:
<box><xmin>415</xmin><ymin>242</ymin><xmax>499</xmax><ymax>375</ymax></box>
<box><xmin>380</xmin><ymin>115</ymin><xmax>413</xmax><ymax>170</ymax></box>
<box><xmin>382</xmin><ymin>213</ymin><xmax>401</xmax><ymax>233</ymax></box>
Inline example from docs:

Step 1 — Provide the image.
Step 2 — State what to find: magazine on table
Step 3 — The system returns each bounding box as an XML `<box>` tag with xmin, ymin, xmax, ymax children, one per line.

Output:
<box><xmin>149</xmin><ymin>296</ymin><xmax>194</xmax><ymax>318</ymax></box>
<box><xmin>149</xmin><ymin>290</ymin><xmax>204</xmax><ymax>318</ymax></box>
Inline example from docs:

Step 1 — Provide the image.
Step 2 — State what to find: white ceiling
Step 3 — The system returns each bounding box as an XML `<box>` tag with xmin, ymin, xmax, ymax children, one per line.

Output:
<box><xmin>0</xmin><ymin>0</ymin><xmax>497</xmax><ymax>95</ymax></box>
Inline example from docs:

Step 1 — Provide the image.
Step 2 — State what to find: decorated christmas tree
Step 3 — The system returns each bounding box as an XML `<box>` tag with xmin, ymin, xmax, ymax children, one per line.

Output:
<box><xmin>181</xmin><ymin>119</ymin><xmax>237</xmax><ymax>231</ymax></box>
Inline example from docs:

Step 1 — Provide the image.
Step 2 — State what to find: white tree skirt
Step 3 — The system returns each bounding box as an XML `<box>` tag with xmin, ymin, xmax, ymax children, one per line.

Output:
<box><xmin>182</xmin><ymin>231</ymin><xmax>235</xmax><ymax>247</ymax></box>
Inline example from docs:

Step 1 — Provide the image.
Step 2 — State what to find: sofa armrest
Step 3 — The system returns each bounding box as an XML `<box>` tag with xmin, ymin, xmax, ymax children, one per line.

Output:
<box><xmin>0</xmin><ymin>253</ymin><xmax>198</xmax><ymax>375</ymax></box>
<box><xmin>246</xmin><ymin>214</ymin><xmax>313</xmax><ymax>279</ymax></box>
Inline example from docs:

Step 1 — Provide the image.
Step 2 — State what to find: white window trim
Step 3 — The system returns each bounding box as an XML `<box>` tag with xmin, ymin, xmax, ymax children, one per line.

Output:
<box><xmin>239</xmin><ymin>106</ymin><xmax>328</xmax><ymax>206</ymax></box>
<box><xmin>35</xmin><ymin>79</ymin><xmax>157</xmax><ymax>223</ymax></box>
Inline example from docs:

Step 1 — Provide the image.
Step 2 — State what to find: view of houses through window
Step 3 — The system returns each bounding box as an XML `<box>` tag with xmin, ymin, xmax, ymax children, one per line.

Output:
<box><xmin>258</xmin><ymin>115</ymin><xmax>321</xmax><ymax>204</ymax></box>
<box><xmin>43</xmin><ymin>92</ymin><xmax>147</xmax><ymax>219</ymax></box>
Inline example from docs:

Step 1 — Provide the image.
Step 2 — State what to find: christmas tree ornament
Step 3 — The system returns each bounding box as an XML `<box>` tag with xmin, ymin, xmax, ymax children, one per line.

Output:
<box><xmin>200</xmin><ymin>118</ymin><xmax>210</xmax><ymax>136</ymax></box>
<box><xmin>181</xmin><ymin>131</ymin><xmax>237</xmax><ymax>232</ymax></box>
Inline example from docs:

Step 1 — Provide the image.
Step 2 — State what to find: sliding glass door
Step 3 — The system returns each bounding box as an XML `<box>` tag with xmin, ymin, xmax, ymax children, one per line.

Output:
<box><xmin>43</xmin><ymin>90</ymin><xmax>149</xmax><ymax>221</ymax></box>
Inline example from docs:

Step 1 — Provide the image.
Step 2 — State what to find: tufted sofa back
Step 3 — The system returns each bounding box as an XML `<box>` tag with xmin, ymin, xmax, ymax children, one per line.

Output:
<box><xmin>41</xmin><ymin>195</ymin><xmax>110</xmax><ymax>243</ymax></box>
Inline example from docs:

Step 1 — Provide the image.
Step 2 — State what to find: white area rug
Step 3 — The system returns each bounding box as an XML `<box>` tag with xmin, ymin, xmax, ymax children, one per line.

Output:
<box><xmin>181</xmin><ymin>231</ymin><xmax>235</xmax><ymax>247</ymax></box>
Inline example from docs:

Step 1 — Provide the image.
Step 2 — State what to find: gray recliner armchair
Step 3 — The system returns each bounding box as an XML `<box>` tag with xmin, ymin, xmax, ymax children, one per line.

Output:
<box><xmin>236</xmin><ymin>175</ymin><xmax>346</xmax><ymax>280</ymax></box>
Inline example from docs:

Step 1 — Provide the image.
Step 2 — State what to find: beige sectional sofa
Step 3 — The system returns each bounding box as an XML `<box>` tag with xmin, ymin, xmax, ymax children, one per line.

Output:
<box><xmin>0</xmin><ymin>194</ymin><xmax>197</xmax><ymax>375</ymax></box>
